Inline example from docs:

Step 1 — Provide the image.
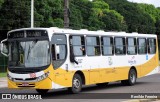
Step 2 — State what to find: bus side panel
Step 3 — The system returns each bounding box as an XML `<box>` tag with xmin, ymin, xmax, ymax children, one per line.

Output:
<box><xmin>140</xmin><ymin>49</ymin><xmax>159</xmax><ymax>77</ymax></box>
<box><xmin>115</xmin><ymin>67</ymin><xmax>130</xmax><ymax>81</ymax></box>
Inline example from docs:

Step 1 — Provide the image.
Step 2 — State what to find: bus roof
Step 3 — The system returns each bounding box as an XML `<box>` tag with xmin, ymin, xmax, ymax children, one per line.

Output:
<box><xmin>7</xmin><ymin>27</ymin><xmax>157</xmax><ymax>38</ymax></box>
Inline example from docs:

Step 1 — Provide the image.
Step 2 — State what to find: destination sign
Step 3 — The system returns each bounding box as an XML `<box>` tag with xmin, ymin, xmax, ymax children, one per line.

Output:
<box><xmin>26</xmin><ymin>30</ymin><xmax>48</xmax><ymax>37</ymax></box>
<box><xmin>8</xmin><ymin>30</ymin><xmax>48</xmax><ymax>38</ymax></box>
<box><xmin>8</xmin><ymin>31</ymin><xmax>24</xmax><ymax>38</ymax></box>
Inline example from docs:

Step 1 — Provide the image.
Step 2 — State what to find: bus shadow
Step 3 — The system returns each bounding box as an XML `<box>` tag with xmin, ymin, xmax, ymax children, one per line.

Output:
<box><xmin>81</xmin><ymin>81</ymin><xmax>151</xmax><ymax>92</ymax></box>
<box><xmin>41</xmin><ymin>81</ymin><xmax>150</xmax><ymax>99</ymax></box>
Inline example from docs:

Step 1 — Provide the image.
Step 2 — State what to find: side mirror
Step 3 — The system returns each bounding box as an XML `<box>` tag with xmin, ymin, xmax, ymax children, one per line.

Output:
<box><xmin>1</xmin><ymin>39</ymin><xmax>9</xmax><ymax>57</ymax></box>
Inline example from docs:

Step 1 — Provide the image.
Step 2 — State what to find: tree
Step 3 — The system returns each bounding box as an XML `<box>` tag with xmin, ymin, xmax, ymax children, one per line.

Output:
<box><xmin>87</xmin><ymin>0</ymin><xmax>127</xmax><ymax>31</ymax></box>
<box><xmin>0</xmin><ymin>0</ymin><xmax>30</xmax><ymax>30</ymax></box>
<box><xmin>104</xmin><ymin>0</ymin><xmax>156</xmax><ymax>34</ymax></box>
<box><xmin>156</xmin><ymin>19</ymin><xmax>160</xmax><ymax>35</ymax></box>
<box><xmin>34</xmin><ymin>0</ymin><xmax>63</xmax><ymax>27</ymax></box>
<box><xmin>137</xmin><ymin>4</ymin><xmax>160</xmax><ymax>35</ymax></box>
<box><xmin>0</xmin><ymin>0</ymin><xmax>4</xmax><ymax>8</ymax></box>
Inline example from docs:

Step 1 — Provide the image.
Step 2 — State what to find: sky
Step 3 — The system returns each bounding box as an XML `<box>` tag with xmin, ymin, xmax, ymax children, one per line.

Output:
<box><xmin>127</xmin><ymin>0</ymin><xmax>160</xmax><ymax>7</ymax></box>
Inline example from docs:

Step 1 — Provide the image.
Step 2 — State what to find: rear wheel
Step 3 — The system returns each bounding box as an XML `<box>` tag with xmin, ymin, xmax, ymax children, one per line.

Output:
<box><xmin>121</xmin><ymin>69</ymin><xmax>137</xmax><ymax>86</ymax></box>
<box><xmin>36</xmin><ymin>89</ymin><xmax>49</xmax><ymax>94</ymax></box>
<box><xmin>68</xmin><ymin>74</ymin><xmax>82</xmax><ymax>94</ymax></box>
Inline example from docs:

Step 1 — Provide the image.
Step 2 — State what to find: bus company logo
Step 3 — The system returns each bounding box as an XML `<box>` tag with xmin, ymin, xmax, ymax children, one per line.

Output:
<box><xmin>30</xmin><ymin>73</ymin><xmax>36</xmax><ymax>78</ymax></box>
<box><xmin>128</xmin><ymin>56</ymin><xmax>136</xmax><ymax>65</ymax></box>
<box><xmin>108</xmin><ymin>57</ymin><xmax>113</xmax><ymax>65</ymax></box>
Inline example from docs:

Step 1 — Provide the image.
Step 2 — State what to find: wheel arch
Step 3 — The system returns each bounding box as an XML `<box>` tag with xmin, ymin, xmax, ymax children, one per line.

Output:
<box><xmin>74</xmin><ymin>70</ymin><xmax>85</xmax><ymax>85</ymax></box>
<box><xmin>130</xmin><ymin>66</ymin><xmax>137</xmax><ymax>77</ymax></box>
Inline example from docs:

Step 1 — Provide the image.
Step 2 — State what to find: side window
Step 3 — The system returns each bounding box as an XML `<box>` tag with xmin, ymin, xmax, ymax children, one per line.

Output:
<box><xmin>69</xmin><ymin>35</ymin><xmax>85</xmax><ymax>56</ymax></box>
<box><xmin>115</xmin><ymin>37</ymin><xmax>126</xmax><ymax>55</ymax></box>
<box><xmin>127</xmin><ymin>38</ymin><xmax>137</xmax><ymax>55</ymax></box>
<box><xmin>148</xmin><ymin>38</ymin><xmax>156</xmax><ymax>54</ymax></box>
<box><xmin>101</xmin><ymin>36</ymin><xmax>113</xmax><ymax>55</ymax></box>
<box><xmin>51</xmin><ymin>34</ymin><xmax>67</xmax><ymax>69</ymax></box>
<box><xmin>86</xmin><ymin>36</ymin><xmax>100</xmax><ymax>56</ymax></box>
<box><xmin>138</xmin><ymin>38</ymin><xmax>147</xmax><ymax>54</ymax></box>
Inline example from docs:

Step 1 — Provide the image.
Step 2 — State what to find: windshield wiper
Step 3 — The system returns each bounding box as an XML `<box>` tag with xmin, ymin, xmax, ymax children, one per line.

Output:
<box><xmin>27</xmin><ymin>45</ymin><xmax>31</xmax><ymax>60</ymax></box>
<box><xmin>27</xmin><ymin>40</ymin><xmax>37</xmax><ymax>60</ymax></box>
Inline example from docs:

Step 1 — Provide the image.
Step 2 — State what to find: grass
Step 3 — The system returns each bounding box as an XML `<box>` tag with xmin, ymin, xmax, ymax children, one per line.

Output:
<box><xmin>0</xmin><ymin>72</ymin><xmax>7</xmax><ymax>77</ymax></box>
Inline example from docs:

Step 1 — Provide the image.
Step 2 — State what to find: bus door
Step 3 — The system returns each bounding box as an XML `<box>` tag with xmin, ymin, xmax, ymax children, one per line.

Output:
<box><xmin>51</xmin><ymin>34</ymin><xmax>67</xmax><ymax>86</ymax></box>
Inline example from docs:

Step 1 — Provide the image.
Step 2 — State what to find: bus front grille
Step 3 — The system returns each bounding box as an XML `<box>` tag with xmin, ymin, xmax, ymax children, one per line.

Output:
<box><xmin>16</xmin><ymin>83</ymin><xmax>35</xmax><ymax>87</ymax></box>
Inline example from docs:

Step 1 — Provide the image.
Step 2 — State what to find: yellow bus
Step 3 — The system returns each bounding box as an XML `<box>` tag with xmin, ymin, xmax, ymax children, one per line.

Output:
<box><xmin>1</xmin><ymin>27</ymin><xmax>159</xmax><ymax>94</ymax></box>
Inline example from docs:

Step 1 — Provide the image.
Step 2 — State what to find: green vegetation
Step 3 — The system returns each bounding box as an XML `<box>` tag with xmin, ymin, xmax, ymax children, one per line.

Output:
<box><xmin>0</xmin><ymin>72</ymin><xmax>6</xmax><ymax>77</ymax></box>
<box><xmin>0</xmin><ymin>0</ymin><xmax>159</xmax><ymax>34</ymax></box>
<box><xmin>0</xmin><ymin>55</ymin><xmax>7</xmax><ymax>73</ymax></box>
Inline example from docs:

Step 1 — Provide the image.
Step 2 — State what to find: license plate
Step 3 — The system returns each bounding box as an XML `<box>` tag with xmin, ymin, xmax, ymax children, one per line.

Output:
<box><xmin>22</xmin><ymin>82</ymin><xmax>29</xmax><ymax>86</ymax></box>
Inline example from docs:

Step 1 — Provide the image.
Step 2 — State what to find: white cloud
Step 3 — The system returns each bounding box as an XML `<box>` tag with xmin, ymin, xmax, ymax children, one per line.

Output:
<box><xmin>127</xmin><ymin>0</ymin><xmax>160</xmax><ymax>7</ymax></box>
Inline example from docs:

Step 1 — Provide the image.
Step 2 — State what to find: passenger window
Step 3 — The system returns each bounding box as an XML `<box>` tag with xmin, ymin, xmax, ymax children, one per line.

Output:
<box><xmin>115</xmin><ymin>37</ymin><xmax>126</xmax><ymax>55</ymax></box>
<box><xmin>148</xmin><ymin>38</ymin><xmax>156</xmax><ymax>54</ymax></box>
<box><xmin>138</xmin><ymin>38</ymin><xmax>147</xmax><ymax>54</ymax></box>
<box><xmin>101</xmin><ymin>37</ymin><xmax>113</xmax><ymax>55</ymax></box>
<box><xmin>86</xmin><ymin>36</ymin><xmax>100</xmax><ymax>56</ymax></box>
<box><xmin>69</xmin><ymin>35</ymin><xmax>85</xmax><ymax>56</ymax></box>
<box><xmin>127</xmin><ymin>38</ymin><xmax>137</xmax><ymax>55</ymax></box>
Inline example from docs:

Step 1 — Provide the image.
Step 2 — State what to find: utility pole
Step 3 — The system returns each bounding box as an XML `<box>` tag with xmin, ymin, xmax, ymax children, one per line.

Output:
<box><xmin>64</xmin><ymin>0</ymin><xmax>69</xmax><ymax>28</ymax></box>
<box><xmin>31</xmin><ymin>0</ymin><xmax>34</xmax><ymax>28</ymax></box>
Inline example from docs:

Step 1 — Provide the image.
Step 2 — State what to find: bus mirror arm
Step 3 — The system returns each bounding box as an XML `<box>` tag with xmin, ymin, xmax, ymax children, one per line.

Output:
<box><xmin>70</xmin><ymin>54</ymin><xmax>78</xmax><ymax>65</ymax></box>
<box><xmin>70</xmin><ymin>47</ymin><xmax>78</xmax><ymax>65</ymax></box>
<box><xmin>74</xmin><ymin>60</ymin><xmax>78</xmax><ymax>65</ymax></box>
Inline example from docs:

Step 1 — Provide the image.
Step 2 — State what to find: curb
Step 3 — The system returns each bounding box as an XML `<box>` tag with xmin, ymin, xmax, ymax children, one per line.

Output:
<box><xmin>122</xmin><ymin>99</ymin><xmax>160</xmax><ymax>102</ymax></box>
<box><xmin>0</xmin><ymin>84</ymin><xmax>7</xmax><ymax>88</ymax></box>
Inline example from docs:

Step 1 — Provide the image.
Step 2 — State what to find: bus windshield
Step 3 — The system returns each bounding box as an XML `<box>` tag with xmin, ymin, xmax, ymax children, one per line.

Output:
<box><xmin>8</xmin><ymin>40</ymin><xmax>50</xmax><ymax>68</ymax></box>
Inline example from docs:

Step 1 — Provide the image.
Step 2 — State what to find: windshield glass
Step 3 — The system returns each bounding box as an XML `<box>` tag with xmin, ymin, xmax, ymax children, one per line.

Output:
<box><xmin>8</xmin><ymin>40</ymin><xmax>50</xmax><ymax>68</ymax></box>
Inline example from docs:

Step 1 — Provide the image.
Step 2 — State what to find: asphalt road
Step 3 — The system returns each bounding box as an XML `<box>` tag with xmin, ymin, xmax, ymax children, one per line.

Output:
<box><xmin>0</xmin><ymin>73</ymin><xmax>160</xmax><ymax>102</ymax></box>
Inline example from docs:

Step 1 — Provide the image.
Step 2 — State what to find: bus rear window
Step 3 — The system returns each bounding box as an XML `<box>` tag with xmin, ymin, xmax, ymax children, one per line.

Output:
<box><xmin>148</xmin><ymin>38</ymin><xmax>156</xmax><ymax>54</ymax></box>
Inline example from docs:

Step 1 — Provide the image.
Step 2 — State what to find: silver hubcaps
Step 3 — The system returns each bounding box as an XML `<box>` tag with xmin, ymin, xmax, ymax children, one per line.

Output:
<box><xmin>130</xmin><ymin>72</ymin><xmax>136</xmax><ymax>83</ymax></box>
<box><xmin>73</xmin><ymin>78</ymin><xmax>80</xmax><ymax>89</ymax></box>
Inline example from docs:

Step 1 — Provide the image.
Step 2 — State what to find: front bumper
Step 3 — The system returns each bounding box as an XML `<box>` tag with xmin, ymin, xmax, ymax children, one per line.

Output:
<box><xmin>8</xmin><ymin>77</ymin><xmax>52</xmax><ymax>89</ymax></box>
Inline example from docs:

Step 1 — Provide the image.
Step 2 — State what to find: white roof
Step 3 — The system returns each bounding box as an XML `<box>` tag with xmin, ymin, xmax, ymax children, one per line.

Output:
<box><xmin>8</xmin><ymin>27</ymin><xmax>157</xmax><ymax>38</ymax></box>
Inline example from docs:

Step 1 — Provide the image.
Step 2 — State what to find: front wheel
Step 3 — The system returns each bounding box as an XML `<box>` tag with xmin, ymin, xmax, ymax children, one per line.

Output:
<box><xmin>121</xmin><ymin>69</ymin><xmax>137</xmax><ymax>86</ymax></box>
<box><xmin>68</xmin><ymin>74</ymin><xmax>82</xmax><ymax>94</ymax></box>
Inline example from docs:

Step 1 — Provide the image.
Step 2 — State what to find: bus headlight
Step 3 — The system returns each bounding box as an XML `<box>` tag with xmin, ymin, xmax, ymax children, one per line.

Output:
<box><xmin>7</xmin><ymin>74</ymin><xmax>14</xmax><ymax>81</ymax></box>
<box><xmin>36</xmin><ymin>71</ymin><xmax>50</xmax><ymax>82</ymax></box>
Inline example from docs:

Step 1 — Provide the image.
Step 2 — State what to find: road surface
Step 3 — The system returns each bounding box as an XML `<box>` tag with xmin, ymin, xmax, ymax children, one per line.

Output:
<box><xmin>0</xmin><ymin>74</ymin><xmax>160</xmax><ymax>102</ymax></box>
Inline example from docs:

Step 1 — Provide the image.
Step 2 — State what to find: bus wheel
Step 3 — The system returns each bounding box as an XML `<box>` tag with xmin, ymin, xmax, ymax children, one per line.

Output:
<box><xmin>121</xmin><ymin>69</ymin><xmax>137</xmax><ymax>86</ymax></box>
<box><xmin>36</xmin><ymin>89</ymin><xmax>49</xmax><ymax>94</ymax></box>
<box><xmin>69</xmin><ymin>74</ymin><xmax>82</xmax><ymax>94</ymax></box>
<box><xmin>96</xmin><ymin>82</ymin><xmax>109</xmax><ymax>87</ymax></box>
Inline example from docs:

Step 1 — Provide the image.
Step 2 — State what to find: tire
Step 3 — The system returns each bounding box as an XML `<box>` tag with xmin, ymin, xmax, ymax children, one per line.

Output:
<box><xmin>68</xmin><ymin>74</ymin><xmax>82</xmax><ymax>94</ymax></box>
<box><xmin>96</xmin><ymin>82</ymin><xmax>109</xmax><ymax>87</ymax></box>
<box><xmin>121</xmin><ymin>69</ymin><xmax>137</xmax><ymax>86</ymax></box>
<box><xmin>36</xmin><ymin>89</ymin><xmax>49</xmax><ymax>94</ymax></box>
